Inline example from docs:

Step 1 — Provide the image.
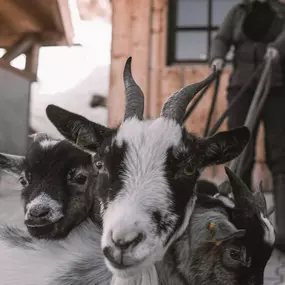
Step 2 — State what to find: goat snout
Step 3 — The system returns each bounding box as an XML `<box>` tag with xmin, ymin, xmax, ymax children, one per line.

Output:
<box><xmin>111</xmin><ymin>230</ymin><xmax>145</xmax><ymax>250</ymax></box>
<box><xmin>25</xmin><ymin>194</ymin><xmax>63</xmax><ymax>226</ymax></box>
<box><xmin>29</xmin><ymin>205</ymin><xmax>50</xmax><ymax>218</ymax></box>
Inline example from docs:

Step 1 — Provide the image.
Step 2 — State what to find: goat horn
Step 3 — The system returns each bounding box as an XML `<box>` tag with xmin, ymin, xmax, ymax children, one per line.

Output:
<box><xmin>224</xmin><ymin>166</ymin><xmax>254</xmax><ymax>210</ymax></box>
<box><xmin>123</xmin><ymin>57</ymin><xmax>144</xmax><ymax>121</ymax></box>
<box><xmin>160</xmin><ymin>67</ymin><xmax>217</xmax><ymax>125</ymax></box>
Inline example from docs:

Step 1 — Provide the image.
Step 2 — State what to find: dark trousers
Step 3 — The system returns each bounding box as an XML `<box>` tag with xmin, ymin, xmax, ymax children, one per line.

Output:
<box><xmin>227</xmin><ymin>85</ymin><xmax>285</xmax><ymax>188</ymax></box>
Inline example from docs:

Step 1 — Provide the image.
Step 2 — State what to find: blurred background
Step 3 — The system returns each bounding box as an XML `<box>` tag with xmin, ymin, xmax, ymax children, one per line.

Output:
<box><xmin>1</xmin><ymin>0</ymin><xmax>279</xmax><ymax>186</ymax></box>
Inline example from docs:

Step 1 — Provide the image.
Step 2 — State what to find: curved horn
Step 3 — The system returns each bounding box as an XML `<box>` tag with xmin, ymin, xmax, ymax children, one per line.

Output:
<box><xmin>160</xmin><ymin>68</ymin><xmax>217</xmax><ymax>125</ymax></box>
<box><xmin>224</xmin><ymin>166</ymin><xmax>254</xmax><ymax>210</ymax></box>
<box><xmin>123</xmin><ymin>57</ymin><xmax>144</xmax><ymax>121</ymax></box>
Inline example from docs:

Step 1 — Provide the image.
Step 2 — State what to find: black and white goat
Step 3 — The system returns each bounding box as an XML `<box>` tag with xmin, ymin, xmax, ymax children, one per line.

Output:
<box><xmin>45</xmin><ymin>56</ymin><xmax>251</xmax><ymax>279</ymax></box>
<box><xmin>0</xmin><ymin>167</ymin><xmax>274</xmax><ymax>285</ymax></box>
<box><xmin>0</xmin><ymin>132</ymin><xmax>102</xmax><ymax>239</ymax></box>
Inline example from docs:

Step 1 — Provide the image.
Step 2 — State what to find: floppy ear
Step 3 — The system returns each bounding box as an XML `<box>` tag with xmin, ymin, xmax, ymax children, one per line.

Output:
<box><xmin>46</xmin><ymin>104</ymin><xmax>112</xmax><ymax>149</ymax></box>
<box><xmin>0</xmin><ymin>153</ymin><xmax>25</xmax><ymax>175</ymax></box>
<box><xmin>199</xmin><ymin>126</ymin><xmax>250</xmax><ymax>167</ymax></box>
<box><xmin>218</xmin><ymin>180</ymin><xmax>232</xmax><ymax>196</ymax></box>
<box><xmin>0</xmin><ymin>153</ymin><xmax>25</xmax><ymax>190</ymax></box>
<box><xmin>196</xmin><ymin>179</ymin><xmax>219</xmax><ymax>196</ymax></box>
<box><xmin>253</xmin><ymin>183</ymin><xmax>267</xmax><ymax>217</ymax></box>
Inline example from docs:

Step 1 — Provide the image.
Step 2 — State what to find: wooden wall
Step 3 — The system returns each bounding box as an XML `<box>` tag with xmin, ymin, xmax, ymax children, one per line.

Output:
<box><xmin>108</xmin><ymin>0</ymin><xmax>271</xmax><ymax>188</ymax></box>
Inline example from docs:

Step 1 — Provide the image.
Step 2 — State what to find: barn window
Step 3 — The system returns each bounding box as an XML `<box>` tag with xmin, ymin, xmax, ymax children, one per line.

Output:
<box><xmin>167</xmin><ymin>0</ymin><xmax>239</xmax><ymax>65</ymax></box>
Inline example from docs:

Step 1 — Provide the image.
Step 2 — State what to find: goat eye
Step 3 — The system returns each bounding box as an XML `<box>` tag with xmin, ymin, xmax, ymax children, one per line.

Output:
<box><xmin>19</xmin><ymin>176</ymin><xmax>27</xmax><ymax>186</ymax></box>
<box><xmin>184</xmin><ymin>164</ymin><xmax>195</xmax><ymax>176</ymax></box>
<box><xmin>74</xmin><ymin>174</ymin><xmax>87</xmax><ymax>185</ymax></box>
<box><xmin>95</xmin><ymin>161</ymin><xmax>104</xmax><ymax>169</ymax></box>
<box><xmin>229</xmin><ymin>249</ymin><xmax>242</xmax><ymax>261</ymax></box>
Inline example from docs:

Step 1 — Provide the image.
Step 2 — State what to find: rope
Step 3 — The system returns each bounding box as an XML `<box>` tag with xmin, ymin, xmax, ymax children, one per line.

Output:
<box><xmin>183</xmin><ymin>83</ymin><xmax>212</xmax><ymax>123</ymax></box>
<box><xmin>208</xmin><ymin>64</ymin><xmax>264</xmax><ymax>136</ymax></box>
<box><xmin>229</xmin><ymin>58</ymin><xmax>272</xmax><ymax>174</ymax></box>
<box><xmin>203</xmin><ymin>72</ymin><xmax>221</xmax><ymax>137</ymax></box>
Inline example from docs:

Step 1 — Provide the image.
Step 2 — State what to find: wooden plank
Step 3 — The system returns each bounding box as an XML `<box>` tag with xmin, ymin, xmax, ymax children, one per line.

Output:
<box><xmin>0</xmin><ymin>34</ymin><xmax>21</xmax><ymax>49</ymax></box>
<box><xmin>130</xmin><ymin>0</ymin><xmax>151</xmax><ymax>118</ymax></box>
<box><xmin>0</xmin><ymin>59</ymin><xmax>36</xmax><ymax>82</ymax></box>
<box><xmin>152</xmin><ymin>0</ymin><xmax>176</xmax><ymax>115</ymax></box>
<box><xmin>0</xmin><ymin>0</ymin><xmax>41</xmax><ymax>33</ymax></box>
<box><xmin>54</xmin><ymin>0</ymin><xmax>74</xmax><ymax>45</ymax></box>
<box><xmin>108</xmin><ymin>0</ymin><xmax>151</xmax><ymax>126</ymax></box>
<box><xmin>149</xmin><ymin>0</ymin><xmax>165</xmax><ymax>118</ymax></box>
<box><xmin>0</xmin><ymin>0</ymin><xmax>73</xmax><ymax>47</ymax></box>
<box><xmin>25</xmin><ymin>43</ymin><xmax>40</xmax><ymax>75</ymax></box>
<box><xmin>108</xmin><ymin>0</ymin><xmax>132</xmax><ymax>127</ymax></box>
<box><xmin>2</xmin><ymin>34</ymin><xmax>36</xmax><ymax>62</ymax></box>
<box><xmin>160</xmin><ymin>66</ymin><xmax>183</xmax><ymax>108</ymax></box>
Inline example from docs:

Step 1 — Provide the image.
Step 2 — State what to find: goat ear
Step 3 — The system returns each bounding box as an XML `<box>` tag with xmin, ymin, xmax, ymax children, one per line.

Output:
<box><xmin>253</xmin><ymin>189</ymin><xmax>267</xmax><ymax>216</ymax></box>
<box><xmin>218</xmin><ymin>180</ymin><xmax>232</xmax><ymax>196</ymax></box>
<box><xmin>0</xmin><ymin>153</ymin><xmax>25</xmax><ymax>175</ymax></box>
<box><xmin>196</xmin><ymin>179</ymin><xmax>219</xmax><ymax>196</ymax></box>
<box><xmin>207</xmin><ymin>219</ymin><xmax>246</xmax><ymax>244</ymax></box>
<box><xmin>199</xmin><ymin>126</ymin><xmax>250</xmax><ymax>167</ymax></box>
<box><xmin>46</xmin><ymin>104</ymin><xmax>111</xmax><ymax>149</ymax></box>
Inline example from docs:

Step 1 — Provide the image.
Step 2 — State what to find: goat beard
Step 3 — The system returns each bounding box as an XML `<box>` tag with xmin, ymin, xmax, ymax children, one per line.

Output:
<box><xmin>110</xmin><ymin>266</ymin><xmax>158</xmax><ymax>285</ymax></box>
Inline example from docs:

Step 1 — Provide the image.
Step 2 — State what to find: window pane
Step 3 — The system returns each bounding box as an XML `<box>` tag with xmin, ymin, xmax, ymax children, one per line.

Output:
<box><xmin>212</xmin><ymin>0</ymin><xmax>240</xmax><ymax>26</ymax></box>
<box><xmin>177</xmin><ymin>0</ymin><xmax>208</xmax><ymax>27</ymax></box>
<box><xmin>175</xmin><ymin>31</ymin><xmax>208</xmax><ymax>60</ymax></box>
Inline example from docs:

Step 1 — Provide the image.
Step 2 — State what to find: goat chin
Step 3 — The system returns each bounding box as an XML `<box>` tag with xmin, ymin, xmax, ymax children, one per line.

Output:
<box><xmin>0</xmin><ymin>219</ymin><xmax>111</xmax><ymax>285</ymax></box>
<box><xmin>111</xmin><ymin>266</ymin><xmax>159</xmax><ymax>285</ymax></box>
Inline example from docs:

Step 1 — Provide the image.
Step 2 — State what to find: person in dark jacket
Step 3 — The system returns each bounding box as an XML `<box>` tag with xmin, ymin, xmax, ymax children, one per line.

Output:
<box><xmin>210</xmin><ymin>0</ymin><xmax>285</xmax><ymax>253</ymax></box>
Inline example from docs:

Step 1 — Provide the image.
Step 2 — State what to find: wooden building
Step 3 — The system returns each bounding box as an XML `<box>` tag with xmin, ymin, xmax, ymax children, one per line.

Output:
<box><xmin>0</xmin><ymin>0</ymin><xmax>74</xmax><ymax>154</ymax></box>
<box><xmin>108</xmin><ymin>0</ymin><xmax>272</xmax><ymax>187</ymax></box>
<box><xmin>0</xmin><ymin>0</ymin><xmax>74</xmax><ymax>75</ymax></box>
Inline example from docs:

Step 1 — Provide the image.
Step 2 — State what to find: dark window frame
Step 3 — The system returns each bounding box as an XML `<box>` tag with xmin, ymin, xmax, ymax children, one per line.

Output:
<box><xmin>167</xmin><ymin>0</ymin><xmax>221</xmax><ymax>65</ymax></box>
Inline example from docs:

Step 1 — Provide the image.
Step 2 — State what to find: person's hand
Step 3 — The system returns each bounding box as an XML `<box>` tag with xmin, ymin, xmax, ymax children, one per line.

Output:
<box><xmin>265</xmin><ymin>47</ymin><xmax>280</xmax><ymax>62</ymax></box>
<box><xmin>211</xmin><ymin>58</ymin><xmax>224</xmax><ymax>71</ymax></box>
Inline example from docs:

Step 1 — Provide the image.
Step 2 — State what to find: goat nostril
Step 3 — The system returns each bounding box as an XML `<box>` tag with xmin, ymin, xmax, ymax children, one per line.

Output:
<box><xmin>29</xmin><ymin>207</ymin><xmax>50</xmax><ymax>218</ymax></box>
<box><xmin>112</xmin><ymin>232</ymin><xmax>144</xmax><ymax>250</ymax></box>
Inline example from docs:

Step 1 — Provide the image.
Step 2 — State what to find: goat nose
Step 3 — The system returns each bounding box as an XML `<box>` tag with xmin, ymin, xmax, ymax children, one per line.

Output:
<box><xmin>29</xmin><ymin>206</ymin><xmax>50</xmax><ymax>218</ymax></box>
<box><xmin>111</xmin><ymin>230</ymin><xmax>144</xmax><ymax>250</ymax></box>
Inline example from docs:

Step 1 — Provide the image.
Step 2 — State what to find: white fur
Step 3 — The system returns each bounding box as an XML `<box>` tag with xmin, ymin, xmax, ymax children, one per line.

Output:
<box><xmin>25</xmin><ymin>193</ymin><xmax>63</xmax><ymax>223</ymax></box>
<box><xmin>111</xmin><ymin>266</ymin><xmax>158</xmax><ymax>285</ymax></box>
<box><xmin>260</xmin><ymin>213</ymin><xmax>275</xmax><ymax>246</ymax></box>
<box><xmin>102</xmin><ymin>117</ymin><xmax>184</xmax><ymax>276</ymax></box>
<box><xmin>0</xmin><ymin>220</ymin><xmax>110</xmax><ymax>285</ymax></box>
<box><xmin>39</xmin><ymin>139</ymin><xmax>58</xmax><ymax>149</ymax></box>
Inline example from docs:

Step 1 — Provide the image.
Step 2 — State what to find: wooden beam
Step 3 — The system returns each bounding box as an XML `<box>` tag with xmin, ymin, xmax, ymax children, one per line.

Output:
<box><xmin>54</xmin><ymin>0</ymin><xmax>74</xmax><ymax>46</ymax></box>
<box><xmin>12</xmin><ymin>0</ymin><xmax>53</xmax><ymax>30</ymax></box>
<box><xmin>2</xmin><ymin>34</ymin><xmax>37</xmax><ymax>62</ymax></box>
<box><xmin>0</xmin><ymin>59</ymin><xmax>36</xmax><ymax>82</ymax></box>
<box><xmin>25</xmin><ymin>43</ymin><xmax>40</xmax><ymax>75</ymax></box>
<box><xmin>0</xmin><ymin>0</ymin><xmax>41</xmax><ymax>33</ymax></box>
